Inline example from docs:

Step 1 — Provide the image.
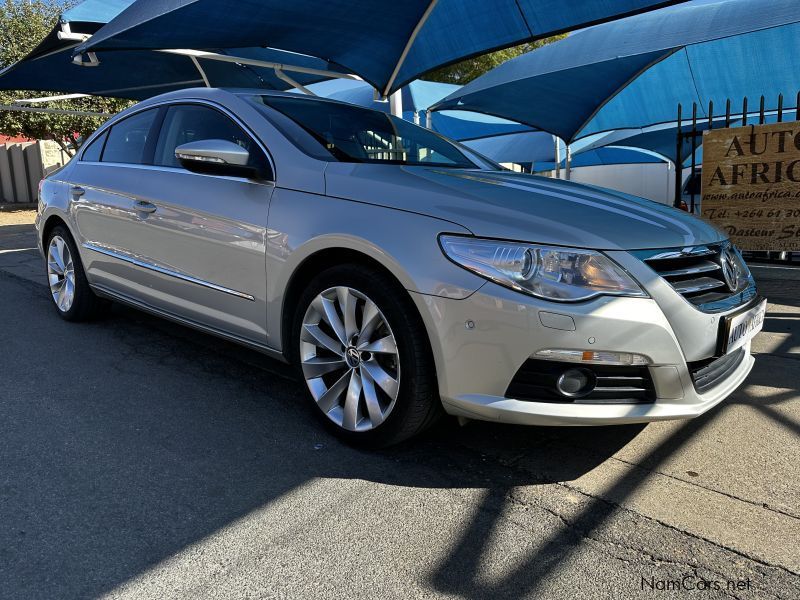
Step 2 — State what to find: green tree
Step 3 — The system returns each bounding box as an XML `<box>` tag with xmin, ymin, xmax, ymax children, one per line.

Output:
<box><xmin>0</xmin><ymin>0</ymin><xmax>130</xmax><ymax>155</ymax></box>
<box><xmin>424</xmin><ymin>36</ymin><xmax>566</xmax><ymax>85</ymax></box>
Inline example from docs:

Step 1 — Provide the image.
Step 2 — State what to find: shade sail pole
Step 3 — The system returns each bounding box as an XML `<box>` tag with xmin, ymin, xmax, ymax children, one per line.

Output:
<box><xmin>0</xmin><ymin>105</ymin><xmax>111</xmax><ymax>118</ymax></box>
<box><xmin>565</xmin><ymin>145</ymin><xmax>572</xmax><ymax>180</ymax></box>
<box><xmin>68</xmin><ymin>42</ymin><xmax>362</xmax><ymax>84</ymax></box>
<box><xmin>189</xmin><ymin>56</ymin><xmax>211</xmax><ymax>87</ymax></box>
<box><xmin>274</xmin><ymin>68</ymin><xmax>317</xmax><ymax>96</ymax></box>
<box><xmin>554</xmin><ymin>137</ymin><xmax>562</xmax><ymax>179</ymax></box>
<box><xmin>13</xmin><ymin>93</ymin><xmax>90</xmax><ymax>104</ymax></box>
<box><xmin>389</xmin><ymin>91</ymin><xmax>403</xmax><ymax>117</ymax></box>
<box><xmin>382</xmin><ymin>0</ymin><xmax>439</xmax><ymax>97</ymax></box>
<box><xmin>158</xmin><ymin>49</ymin><xmax>361</xmax><ymax>82</ymax></box>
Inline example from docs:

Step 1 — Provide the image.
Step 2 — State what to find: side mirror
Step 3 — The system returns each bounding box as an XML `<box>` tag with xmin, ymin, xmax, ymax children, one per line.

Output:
<box><xmin>175</xmin><ymin>139</ymin><xmax>265</xmax><ymax>179</ymax></box>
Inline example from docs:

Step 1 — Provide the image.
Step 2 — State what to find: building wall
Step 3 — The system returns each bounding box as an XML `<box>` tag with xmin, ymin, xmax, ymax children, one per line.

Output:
<box><xmin>566</xmin><ymin>163</ymin><xmax>676</xmax><ymax>205</ymax></box>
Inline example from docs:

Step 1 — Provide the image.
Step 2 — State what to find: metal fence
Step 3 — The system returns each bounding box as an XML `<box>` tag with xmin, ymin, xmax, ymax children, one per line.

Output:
<box><xmin>675</xmin><ymin>92</ymin><xmax>800</xmax><ymax>210</ymax></box>
<box><xmin>0</xmin><ymin>141</ymin><xmax>71</xmax><ymax>206</ymax></box>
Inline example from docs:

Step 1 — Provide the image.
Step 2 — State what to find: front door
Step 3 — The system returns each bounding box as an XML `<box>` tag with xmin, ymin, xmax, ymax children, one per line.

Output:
<box><xmin>114</xmin><ymin>103</ymin><xmax>274</xmax><ymax>344</ymax></box>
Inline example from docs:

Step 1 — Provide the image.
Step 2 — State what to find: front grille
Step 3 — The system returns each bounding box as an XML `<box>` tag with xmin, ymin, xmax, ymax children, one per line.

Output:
<box><xmin>505</xmin><ymin>359</ymin><xmax>656</xmax><ymax>404</ymax></box>
<box><xmin>639</xmin><ymin>244</ymin><xmax>756</xmax><ymax>312</ymax></box>
<box><xmin>689</xmin><ymin>348</ymin><xmax>746</xmax><ymax>394</ymax></box>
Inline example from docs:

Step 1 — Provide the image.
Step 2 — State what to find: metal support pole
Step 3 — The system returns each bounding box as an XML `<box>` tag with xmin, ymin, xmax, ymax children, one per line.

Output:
<box><xmin>673</xmin><ymin>104</ymin><xmax>683</xmax><ymax>208</ymax></box>
<box><xmin>156</xmin><ymin>49</ymin><xmax>362</xmax><ymax>81</ymax></box>
<box><xmin>0</xmin><ymin>105</ymin><xmax>111</xmax><ymax>118</ymax></box>
<box><xmin>189</xmin><ymin>55</ymin><xmax>211</xmax><ymax>87</ymax></box>
<box><xmin>389</xmin><ymin>91</ymin><xmax>403</xmax><ymax>118</ymax></box>
<box><xmin>12</xmin><ymin>93</ymin><xmax>90</xmax><ymax>104</ymax></box>
<box><xmin>425</xmin><ymin>109</ymin><xmax>432</xmax><ymax>129</ymax></box>
<box><xmin>690</xmin><ymin>103</ymin><xmax>697</xmax><ymax>213</ymax></box>
<box><xmin>564</xmin><ymin>145</ymin><xmax>572</xmax><ymax>181</ymax></box>
<box><xmin>554</xmin><ymin>137</ymin><xmax>562</xmax><ymax>179</ymax></box>
<box><xmin>274</xmin><ymin>68</ymin><xmax>316</xmax><ymax>95</ymax></box>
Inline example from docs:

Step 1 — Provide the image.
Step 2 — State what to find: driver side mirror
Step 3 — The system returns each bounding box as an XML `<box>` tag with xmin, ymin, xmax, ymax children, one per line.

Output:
<box><xmin>175</xmin><ymin>139</ymin><xmax>267</xmax><ymax>180</ymax></box>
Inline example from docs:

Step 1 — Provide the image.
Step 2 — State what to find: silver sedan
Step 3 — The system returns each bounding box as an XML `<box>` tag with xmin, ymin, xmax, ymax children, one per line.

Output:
<box><xmin>36</xmin><ymin>88</ymin><xmax>764</xmax><ymax>445</ymax></box>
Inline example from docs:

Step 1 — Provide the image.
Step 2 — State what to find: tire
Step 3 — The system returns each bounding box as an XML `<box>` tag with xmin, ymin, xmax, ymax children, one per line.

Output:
<box><xmin>45</xmin><ymin>224</ymin><xmax>108</xmax><ymax>321</ymax></box>
<box><xmin>293</xmin><ymin>264</ymin><xmax>441</xmax><ymax>446</ymax></box>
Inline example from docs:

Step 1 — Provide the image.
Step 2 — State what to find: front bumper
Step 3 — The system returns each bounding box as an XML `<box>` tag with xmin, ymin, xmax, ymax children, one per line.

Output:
<box><xmin>411</xmin><ymin>279</ymin><xmax>756</xmax><ymax>426</ymax></box>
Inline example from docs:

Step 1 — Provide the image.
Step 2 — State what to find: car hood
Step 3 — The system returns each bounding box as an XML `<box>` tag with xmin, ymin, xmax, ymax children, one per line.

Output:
<box><xmin>323</xmin><ymin>164</ymin><xmax>725</xmax><ymax>250</ymax></box>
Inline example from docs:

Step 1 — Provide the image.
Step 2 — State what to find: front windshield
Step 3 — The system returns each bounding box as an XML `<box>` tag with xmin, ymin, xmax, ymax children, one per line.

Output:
<box><xmin>257</xmin><ymin>95</ymin><xmax>479</xmax><ymax>168</ymax></box>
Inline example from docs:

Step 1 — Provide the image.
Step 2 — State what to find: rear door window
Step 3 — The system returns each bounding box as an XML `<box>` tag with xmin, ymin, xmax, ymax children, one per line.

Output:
<box><xmin>81</xmin><ymin>130</ymin><xmax>108</xmax><ymax>162</ymax></box>
<box><xmin>101</xmin><ymin>109</ymin><xmax>159</xmax><ymax>165</ymax></box>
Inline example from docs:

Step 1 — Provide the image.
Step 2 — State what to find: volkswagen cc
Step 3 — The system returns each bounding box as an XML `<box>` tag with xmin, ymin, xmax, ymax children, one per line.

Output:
<box><xmin>36</xmin><ymin>88</ymin><xmax>766</xmax><ymax>445</ymax></box>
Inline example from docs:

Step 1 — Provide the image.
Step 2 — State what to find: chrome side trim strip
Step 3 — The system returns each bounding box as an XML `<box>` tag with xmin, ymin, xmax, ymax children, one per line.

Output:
<box><xmin>82</xmin><ymin>242</ymin><xmax>255</xmax><ymax>301</ymax></box>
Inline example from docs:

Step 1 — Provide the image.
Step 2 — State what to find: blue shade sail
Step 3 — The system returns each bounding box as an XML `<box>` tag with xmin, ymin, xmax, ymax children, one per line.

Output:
<box><xmin>60</xmin><ymin>0</ymin><xmax>135</xmax><ymax>25</ymax></box>
<box><xmin>0</xmin><ymin>46</ymin><xmax>341</xmax><ymax>100</ymax></box>
<box><xmin>461</xmin><ymin>131</ymin><xmax>556</xmax><ymax>164</ymax></box>
<box><xmin>564</xmin><ymin>147</ymin><xmax>666</xmax><ymax>168</ymax></box>
<box><xmin>433</xmin><ymin>0</ymin><xmax>800</xmax><ymax>142</ymax></box>
<box><xmin>0</xmin><ymin>1</ymin><xmax>341</xmax><ymax>99</ymax></box>
<box><xmin>74</xmin><ymin>0</ymin><xmax>688</xmax><ymax>95</ymax></box>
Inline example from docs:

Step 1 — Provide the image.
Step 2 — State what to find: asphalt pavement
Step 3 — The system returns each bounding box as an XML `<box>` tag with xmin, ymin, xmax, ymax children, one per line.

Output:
<box><xmin>1</xmin><ymin>214</ymin><xmax>798</xmax><ymax>599</ymax></box>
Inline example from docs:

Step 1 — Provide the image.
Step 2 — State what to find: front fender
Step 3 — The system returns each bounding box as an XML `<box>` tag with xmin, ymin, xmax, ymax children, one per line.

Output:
<box><xmin>265</xmin><ymin>189</ymin><xmax>485</xmax><ymax>350</ymax></box>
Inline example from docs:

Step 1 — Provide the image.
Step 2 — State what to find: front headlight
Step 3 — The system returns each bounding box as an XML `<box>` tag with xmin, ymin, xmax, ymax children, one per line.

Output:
<box><xmin>439</xmin><ymin>235</ymin><xmax>647</xmax><ymax>302</ymax></box>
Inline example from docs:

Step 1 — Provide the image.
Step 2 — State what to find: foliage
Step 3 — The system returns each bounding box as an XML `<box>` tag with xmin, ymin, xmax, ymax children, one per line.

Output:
<box><xmin>423</xmin><ymin>35</ymin><xmax>566</xmax><ymax>85</ymax></box>
<box><xmin>0</xmin><ymin>0</ymin><xmax>130</xmax><ymax>154</ymax></box>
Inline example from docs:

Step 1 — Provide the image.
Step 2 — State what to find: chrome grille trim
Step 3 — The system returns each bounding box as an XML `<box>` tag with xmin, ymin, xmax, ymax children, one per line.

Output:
<box><xmin>634</xmin><ymin>242</ymin><xmax>757</xmax><ymax>313</ymax></box>
<box><xmin>647</xmin><ymin>246</ymin><xmax>716</xmax><ymax>260</ymax></box>
<box><xmin>658</xmin><ymin>260</ymin><xmax>721</xmax><ymax>278</ymax></box>
<box><xmin>671</xmin><ymin>277</ymin><xmax>727</xmax><ymax>295</ymax></box>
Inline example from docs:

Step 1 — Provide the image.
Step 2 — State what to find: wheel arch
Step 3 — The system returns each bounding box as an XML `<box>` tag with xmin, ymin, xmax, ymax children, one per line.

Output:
<box><xmin>41</xmin><ymin>213</ymin><xmax>71</xmax><ymax>246</ymax></box>
<box><xmin>280</xmin><ymin>246</ymin><xmax>420</xmax><ymax>363</ymax></box>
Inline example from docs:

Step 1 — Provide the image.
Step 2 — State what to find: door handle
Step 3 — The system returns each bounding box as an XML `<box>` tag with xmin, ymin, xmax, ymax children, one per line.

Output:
<box><xmin>71</xmin><ymin>186</ymin><xmax>85</xmax><ymax>197</ymax></box>
<box><xmin>133</xmin><ymin>200</ymin><xmax>157</xmax><ymax>214</ymax></box>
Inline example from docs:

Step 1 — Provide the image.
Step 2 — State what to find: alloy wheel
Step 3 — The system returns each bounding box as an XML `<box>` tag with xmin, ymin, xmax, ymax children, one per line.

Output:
<box><xmin>300</xmin><ymin>286</ymin><xmax>400</xmax><ymax>432</ymax></box>
<box><xmin>47</xmin><ymin>236</ymin><xmax>76</xmax><ymax>313</ymax></box>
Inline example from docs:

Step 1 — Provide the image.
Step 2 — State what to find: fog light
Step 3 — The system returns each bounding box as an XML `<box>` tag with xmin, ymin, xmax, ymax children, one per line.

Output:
<box><xmin>556</xmin><ymin>368</ymin><xmax>596</xmax><ymax>398</ymax></box>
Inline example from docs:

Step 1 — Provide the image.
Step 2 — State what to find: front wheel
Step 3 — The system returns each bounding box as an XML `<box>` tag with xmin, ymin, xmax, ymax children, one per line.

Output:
<box><xmin>294</xmin><ymin>265</ymin><xmax>440</xmax><ymax>446</ymax></box>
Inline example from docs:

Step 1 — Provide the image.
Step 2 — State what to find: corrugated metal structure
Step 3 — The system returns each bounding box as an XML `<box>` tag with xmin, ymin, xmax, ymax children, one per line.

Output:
<box><xmin>0</xmin><ymin>142</ymin><xmax>70</xmax><ymax>205</ymax></box>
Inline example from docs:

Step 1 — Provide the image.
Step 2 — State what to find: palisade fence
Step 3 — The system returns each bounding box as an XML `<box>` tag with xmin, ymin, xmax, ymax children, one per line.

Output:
<box><xmin>0</xmin><ymin>141</ymin><xmax>71</xmax><ymax>206</ymax></box>
<box><xmin>675</xmin><ymin>91</ymin><xmax>800</xmax><ymax>211</ymax></box>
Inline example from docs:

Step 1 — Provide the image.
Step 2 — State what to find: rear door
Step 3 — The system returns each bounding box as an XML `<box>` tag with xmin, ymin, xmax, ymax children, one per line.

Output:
<box><xmin>70</xmin><ymin>107</ymin><xmax>163</xmax><ymax>293</ymax></box>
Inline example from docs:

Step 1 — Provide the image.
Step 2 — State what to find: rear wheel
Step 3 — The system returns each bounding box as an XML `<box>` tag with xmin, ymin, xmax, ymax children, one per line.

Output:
<box><xmin>46</xmin><ymin>225</ymin><xmax>107</xmax><ymax>321</ymax></box>
<box><xmin>294</xmin><ymin>264</ymin><xmax>440</xmax><ymax>446</ymax></box>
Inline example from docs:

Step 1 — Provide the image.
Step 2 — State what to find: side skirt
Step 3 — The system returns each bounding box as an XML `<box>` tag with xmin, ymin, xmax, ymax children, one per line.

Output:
<box><xmin>91</xmin><ymin>283</ymin><xmax>288</xmax><ymax>363</ymax></box>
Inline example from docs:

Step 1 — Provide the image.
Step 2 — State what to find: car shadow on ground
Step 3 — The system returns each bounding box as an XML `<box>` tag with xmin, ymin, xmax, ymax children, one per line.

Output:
<box><xmin>0</xmin><ymin>271</ymin><xmax>647</xmax><ymax>599</ymax></box>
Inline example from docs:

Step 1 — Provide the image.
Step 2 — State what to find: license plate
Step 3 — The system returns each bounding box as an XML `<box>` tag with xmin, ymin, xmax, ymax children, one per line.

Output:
<box><xmin>722</xmin><ymin>298</ymin><xmax>767</xmax><ymax>355</ymax></box>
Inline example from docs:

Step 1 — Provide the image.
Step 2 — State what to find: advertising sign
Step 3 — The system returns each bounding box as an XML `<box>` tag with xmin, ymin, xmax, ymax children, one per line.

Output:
<box><xmin>701</xmin><ymin>121</ymin><xmax>800</xmax><ymax>250</ymax></box>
